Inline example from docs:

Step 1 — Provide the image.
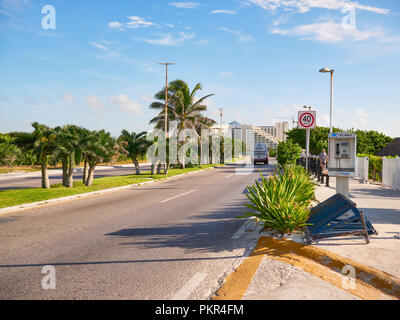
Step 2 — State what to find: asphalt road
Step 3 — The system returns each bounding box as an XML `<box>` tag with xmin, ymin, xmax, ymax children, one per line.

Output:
<box><xmin>0</xmin><ymin>163</ymin><xmax>273</xmax><ymax>299</ymax></box>
<box><xmin>0</xmin><ymin>164</ymin><xmax>152</xmax><ymax>190</ymax></box>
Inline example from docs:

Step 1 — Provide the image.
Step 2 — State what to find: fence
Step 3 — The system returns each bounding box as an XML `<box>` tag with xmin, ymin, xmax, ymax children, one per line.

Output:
<box><xmin>356</xmin><ymin>157</ymin><xmax>369</xmax><ymax>183</ymax></box>
<box><xmin>382</xmin><ymin>157</ymin><xmax>400</xmax><ymax>191</ymax></box>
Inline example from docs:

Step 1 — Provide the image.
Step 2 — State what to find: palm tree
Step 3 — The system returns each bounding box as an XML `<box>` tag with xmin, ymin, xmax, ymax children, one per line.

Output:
<box><xmin>149</xmin><ymin>79</ymin><xmax>216</xmax><ymax>169</ymax></box>
<box><xmin>16</xmin><ymin>123</ymin><xmax>58</xmax><ymax>188</ymax></box>
<box><xmin>53</xmin><ymin>125</ymin><xmax>81</xmax><ymax>188</ymax></box>
<box><xmin>0</xmin><ymin>133</ymin><xmax>20</xmax><ymax>169</ymax></box>
<box><xmin>118</xmin><ymin>130</ymin><xmax>150</xmax><ymax>175</ymax></box>
<box><xmin>83</xmin><ymin>130</ymin><xmax>126</xmax><ymax>186</ymax></box>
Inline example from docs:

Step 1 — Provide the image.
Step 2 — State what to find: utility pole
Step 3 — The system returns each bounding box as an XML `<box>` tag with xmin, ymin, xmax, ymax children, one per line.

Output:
<box><xmin>218</xmin><ymin>108</ymin><xmax>223</xmax><ymax>130</ymax></box>
<box><xmin>158</xmin><ymin>62</ymin><xmax>175</xmax><ymax>174</ymax></box>
<box><xmin>158</xmin><ymin>62</ymin><xmax>175</xmax><ymax>137</ymax></box>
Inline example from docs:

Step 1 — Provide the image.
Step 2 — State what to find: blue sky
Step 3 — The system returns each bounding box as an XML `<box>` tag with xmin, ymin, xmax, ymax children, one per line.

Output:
<box><xmin>0</xmin><ymin>0</ymin><xmax>399</xmax><ymax>137</ymax></box>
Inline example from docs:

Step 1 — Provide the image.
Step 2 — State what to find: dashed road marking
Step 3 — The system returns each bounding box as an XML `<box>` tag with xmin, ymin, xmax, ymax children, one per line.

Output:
<box><xmin>160</xmin><ymin>189</ymin><xmax>197</xmax><ymax>203</ymax></box>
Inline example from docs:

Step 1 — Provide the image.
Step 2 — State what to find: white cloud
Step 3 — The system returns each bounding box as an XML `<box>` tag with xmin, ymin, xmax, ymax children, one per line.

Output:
<box><xmin>126</xmin><ymin>16</ymin><xmax>155</xmax><ymax>29</ymax></box>
<box><xmin>355</xmin><ymin>108</ymin><xmax>368</xmax><ymax>126</ymax></box>
<box><xmin>271</xmin><ymin>21</ymin><xmax>383</xmax><ymax>43</ymax></box>
<box><xmin>246</xmin><ymin>0</ymin><xmax>390</xmax><ymax>14</ymax></box>
<box><xmin>86</xmin><ymin>94</ymin><xmax>105</xmax><ymax>111</ymax></box>
<box><xmin>139</xmin><ymin>31</ymin><xmax>195</xmax><ymax>46</ymax></box>
<box><xmin>63</xmin><ymin>92</ymin><xmax>75</xmax><ymax>103</ymax></box>
<box><xmin>109</xmin><ymin>94</ymin><xmax>143</xmax><ymax>115</ymax></box>
<box><xmin>90</xmin><ymin>41</ymin><xmax>110</xmax><ymax>51</ymax></box>
<box><xmin>217</xmin><ymin>27</ymin><xmax>254</xmax><ymax>42</ymax></box>
<box><xmin>108</xmin><ymin>16</ymin><xmax>156</xmax><ymax>31</ymax></box>
<box><xmin>219</xmin><ymin>71</ymin><xmax>233</xmax><ymax>78</ymax></box>
<box><xmin>210</xmin><ymin>9</ymin><xmax>236</xmax><ymax>14</ymax></box>
<box><xmin>108</xmin><ymin>21</ymin><xmax>123</xmax><ymax>30</ymax></box>
<box><xmin>169</xmin><ymin>2</ymin><xmax>201</xmax><ymax>9</ymax></box>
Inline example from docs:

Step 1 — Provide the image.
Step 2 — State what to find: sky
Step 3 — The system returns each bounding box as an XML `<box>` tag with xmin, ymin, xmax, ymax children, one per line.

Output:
<box><xmin>0</xmin><ymin>0</ymin><xmax>399</xmax><ymax>137</ymax></box>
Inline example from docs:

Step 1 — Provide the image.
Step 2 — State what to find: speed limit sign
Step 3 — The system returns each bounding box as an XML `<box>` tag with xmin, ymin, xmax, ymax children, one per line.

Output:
<box><xmin>298</xmin><ymin>111</ymin><xmax>316</xmax><ymax>129</ymax></box>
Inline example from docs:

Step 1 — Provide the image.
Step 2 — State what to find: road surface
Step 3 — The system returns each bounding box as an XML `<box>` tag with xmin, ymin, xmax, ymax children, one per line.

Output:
<box><xmin>0</xmin><ymin>164</ymin><xmax>151</xmax><ymax>190</ymax></box>
<box><xmin>0</xmin><ymin>163</ymin><xmax>272</xmax><ymax>299</ymax></box>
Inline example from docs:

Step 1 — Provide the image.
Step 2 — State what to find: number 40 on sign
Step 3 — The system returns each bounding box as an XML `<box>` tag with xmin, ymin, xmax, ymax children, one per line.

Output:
<box><xmin>298</xmin><ymin>111</ymin><xmax>317</xmax><ymax>129</ymax></box>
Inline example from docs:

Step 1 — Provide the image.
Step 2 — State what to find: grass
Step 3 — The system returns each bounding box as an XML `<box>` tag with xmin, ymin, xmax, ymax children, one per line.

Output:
<box><xmin>0</xmin><ymin>164</ymin><xmax>220</xmax><ymax>209</ymax></box>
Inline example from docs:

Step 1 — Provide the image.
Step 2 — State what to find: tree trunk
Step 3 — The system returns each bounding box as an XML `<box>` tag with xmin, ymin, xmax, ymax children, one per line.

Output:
<box><xmin>156</xmin><ymin>163</ymin><xmax>162</xmax><ymax>174</ymax></box>
<box><xmin>40</xmin><ymin>154</ymin><xmax>50</xmax><ymax>189</ymax></box>
<box><xmin>133</xmin><ymin>159</ymin><xmax>140</xmax><ymax>175</ymax></box>
<box><xmin>85</xmin><ymin>166</ymin><xmax>95</xmax><ymax>186</ymax></box>
<box><xmin>151</xmin><ymin>161</ymin><xmax>157</xmax><ymax>175</ymax></box>
<box><xmin>66</xmin><ymin>156</ymin><xmax>74</xmax><ymax>188</ymax></box>
<box><xmin>164</xmin><ymin>162</ymin><xmax>169</xmax><ymax>175</ymax></box>
<box><xmin>82</xmin><ymin>160</ymin><xmax>88</xmax><ymax>183</ymax></box>
<box><xmin>62</xmin><ymin>158</ymin><xmax>68</xmax><ymax>187</ymax></box>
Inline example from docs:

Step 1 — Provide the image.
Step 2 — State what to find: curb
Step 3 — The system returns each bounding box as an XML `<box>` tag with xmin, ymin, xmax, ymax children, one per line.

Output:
<box><xmin>213</xmin><ymin>236</ymin><xmax>400</xmax><ymax>300</ymax></box>
<box><xmin>0</xmin><ymin>166</ymin><xmax>217</xmax><ymax>216</ymax></box>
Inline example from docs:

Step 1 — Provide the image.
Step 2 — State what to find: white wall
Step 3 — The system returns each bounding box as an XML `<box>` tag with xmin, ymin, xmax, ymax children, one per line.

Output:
<box><xmin>382</xmin><ymin>157</ymin><xmax>400</xmax><ymax>191</ymax></box>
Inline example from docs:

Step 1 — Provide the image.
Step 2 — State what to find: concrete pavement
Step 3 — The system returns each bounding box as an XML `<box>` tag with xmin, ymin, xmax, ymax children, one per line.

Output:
<box><xmin>216</xmin><ymin>177</ymin><xmax>400</xmax><ymax>300</ymax></box>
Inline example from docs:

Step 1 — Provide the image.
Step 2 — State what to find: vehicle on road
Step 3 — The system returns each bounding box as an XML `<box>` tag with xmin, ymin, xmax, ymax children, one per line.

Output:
<box><xmin>252</xmin><ymin>143</ymin><xmax>269</xmax><ymax>165</ymax></box>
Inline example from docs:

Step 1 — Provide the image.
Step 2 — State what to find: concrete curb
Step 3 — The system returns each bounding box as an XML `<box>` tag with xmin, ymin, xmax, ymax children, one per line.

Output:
<box><xmin>213</xmin><ymin>236</ymin><xmax>400</xmax><ymax>300</ymax></box>
<box><xmin>0</xmin><ymin>166</ymin><xmax>216</xmax><ymax>216</ymax></box>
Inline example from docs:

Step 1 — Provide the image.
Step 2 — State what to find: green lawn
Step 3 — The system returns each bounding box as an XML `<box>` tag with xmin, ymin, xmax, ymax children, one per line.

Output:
<box><xmin>0</xmin><ymin>164</ymin><xmax>220</xmax><ymax>209</ymax></box>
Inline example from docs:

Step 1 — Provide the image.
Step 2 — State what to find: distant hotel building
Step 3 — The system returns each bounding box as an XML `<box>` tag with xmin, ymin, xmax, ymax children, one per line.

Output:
<box><xmin>211</xmin><ymin>121</ymin><xmax>290</xmax><ymax>149</ymax></box>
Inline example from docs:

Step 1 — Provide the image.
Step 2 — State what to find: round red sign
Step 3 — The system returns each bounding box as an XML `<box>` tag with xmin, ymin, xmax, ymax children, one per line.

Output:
<box><xmin>299</xmin><ymin>112</ymin><xmax>315</xmax><ymax>128</ymax></box>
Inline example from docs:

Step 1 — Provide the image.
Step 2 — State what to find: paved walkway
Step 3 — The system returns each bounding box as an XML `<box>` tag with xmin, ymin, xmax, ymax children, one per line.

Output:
<box><xmin>235</xmin><ymin>178</ymin><xmax>400</xmax><ymax>300</ymax></box>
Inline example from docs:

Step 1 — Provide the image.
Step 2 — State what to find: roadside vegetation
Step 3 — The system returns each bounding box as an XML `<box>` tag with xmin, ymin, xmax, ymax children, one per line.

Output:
<box><xmin>0</xmin><ymin>79</ymin><xmax>219</xmax><ymax>188</ymax></box>
<box><xmin>242</xmin><ymin>165</ymin><xmax>316</xmax><ymax>234</ymax></box>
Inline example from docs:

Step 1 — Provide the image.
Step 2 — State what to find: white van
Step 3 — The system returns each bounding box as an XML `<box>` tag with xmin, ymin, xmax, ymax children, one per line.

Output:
<box><xmin>252</xmin><ymin>143</ymin><xmax>269</xmax><ymax>165</ymax></box>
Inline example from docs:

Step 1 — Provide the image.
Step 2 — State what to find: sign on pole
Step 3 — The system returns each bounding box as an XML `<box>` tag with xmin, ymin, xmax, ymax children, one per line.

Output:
<box><xmin>298</xmin><ymin>110</ymin><xmax>317</xmax><ymax>172</ymax></box>
<box><xmin>298</xmin><ymin>111</ymin><xmax>316</xmax><ymax>129</ymax></box>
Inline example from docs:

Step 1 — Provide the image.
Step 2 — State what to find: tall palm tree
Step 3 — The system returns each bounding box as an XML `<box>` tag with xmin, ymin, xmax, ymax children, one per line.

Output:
<box><xmin>149</xmin><ymin>79</ymin><xmax>216</xmax><ymax>169</ymax></box>
<box><xmin>118</xmin><ymin>130</ymin><xmax>150</xmax><ymax>175</ymax></box>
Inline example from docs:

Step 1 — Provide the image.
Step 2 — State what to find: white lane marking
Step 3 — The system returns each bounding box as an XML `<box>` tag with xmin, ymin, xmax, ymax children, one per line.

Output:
<box><xmin>160</xmin><ymin>189</ymin><xmax>197</xmax><ymax>203</ymax></box>
<box><xmin>231</xmin><ymin>219</ymin><xmax>254</xmax><ymax>239</ymax></box>
<box><xmin>172</xmin><ymin>272</ymin><xmax>208</xmax><ymax>300</ymax></box>
<box><xmin>225</xmin><ymin>174</ymin><xmax>234</xmax><ymax>178</ymax></box>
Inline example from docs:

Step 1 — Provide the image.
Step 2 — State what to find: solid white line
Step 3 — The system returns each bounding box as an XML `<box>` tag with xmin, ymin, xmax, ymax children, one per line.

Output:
<box><xmin>231</xmin><ymin>220</ymin><xmax>253</xmax><ymax>240</ymax></box>
<box><xmin>160</xmin><ymin>189</ymin><xmax>197</xmax><ymax>203</ymax></box>
<box><xmin>171</xmin><ymin>272</ymin><xmax>207</xmax><ymax>300</ymax></box>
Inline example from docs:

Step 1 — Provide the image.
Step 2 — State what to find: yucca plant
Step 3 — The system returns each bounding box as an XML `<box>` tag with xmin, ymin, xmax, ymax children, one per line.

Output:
<box><xmin>242</xmin><ymin>165</ymin><xmax>316</xmax><ymax>234</ymax></box>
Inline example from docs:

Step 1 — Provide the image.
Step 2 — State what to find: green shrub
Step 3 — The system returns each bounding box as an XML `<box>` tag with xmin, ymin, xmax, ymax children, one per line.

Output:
<box><xmin>242</xmin><ymin>165</ymin><xmax>315</xmax><ymax>234</ymax></box>
<box><xmin>277</xmin><ymin>140</ymin><xmax>302</xmax><ymax>166</ymax></box>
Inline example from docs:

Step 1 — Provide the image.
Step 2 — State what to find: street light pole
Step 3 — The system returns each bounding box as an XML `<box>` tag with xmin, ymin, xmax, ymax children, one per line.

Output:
<box><xmin>319</xmin><ymin>67</ymin><xmax>334</xmax><ymax>133</ymax></box>
<box><xmin>159</xmin><ymin>62</ymin><xmax>175</xmax><ymax>137</ymax></box>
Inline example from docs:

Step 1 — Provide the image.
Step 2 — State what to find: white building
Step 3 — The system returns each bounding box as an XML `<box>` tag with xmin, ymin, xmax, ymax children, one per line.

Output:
<box><xmin>210</xmin><ymin>121</ymin><xmax>289</xmax><ymax>150</ymax></box>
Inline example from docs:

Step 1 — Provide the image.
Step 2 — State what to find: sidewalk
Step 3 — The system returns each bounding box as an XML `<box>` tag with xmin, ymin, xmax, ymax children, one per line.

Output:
<box><xmin>216</xmin><ymin>177</ymin><xmax>400</xmax><ymax>300</ymax></box>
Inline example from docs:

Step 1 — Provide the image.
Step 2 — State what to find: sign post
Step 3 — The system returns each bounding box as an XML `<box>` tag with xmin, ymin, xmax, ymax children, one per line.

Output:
<box><xmin>298</xmin><ymin>110</ymin><xmax>317</xmax><ymax>172</ymax></box>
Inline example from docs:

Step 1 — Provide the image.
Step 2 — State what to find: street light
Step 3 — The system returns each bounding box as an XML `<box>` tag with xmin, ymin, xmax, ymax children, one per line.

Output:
<box><xmin>158</xmin><ymin>62</ymin><xmax>175</xmax><ymax>137</ymax></box>
<box><xmin>319</xmin><ymin>67</ymin><xmax>334</xmax><ymax>133</ymax></box>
